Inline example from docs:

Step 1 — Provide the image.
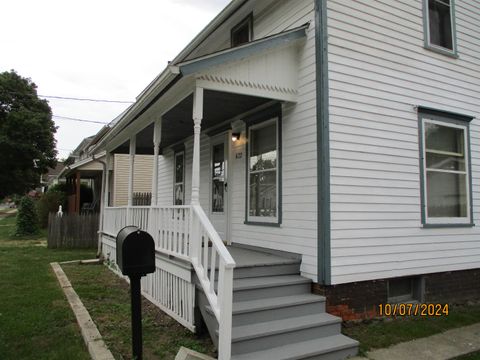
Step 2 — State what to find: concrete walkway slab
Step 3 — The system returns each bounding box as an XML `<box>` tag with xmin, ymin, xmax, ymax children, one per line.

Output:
<box><xmin>357</xmin><ymin>323</ymin><xmax>480</xmax><ymax>360</ymax></box>
<box><xmin>51</xmin><ymin>262</ymin><xmax>115</xmax><ymax>360</ymax></box>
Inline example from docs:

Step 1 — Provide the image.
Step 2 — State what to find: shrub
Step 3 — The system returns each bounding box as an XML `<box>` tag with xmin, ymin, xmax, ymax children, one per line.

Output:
<box><xmin>15</xmin><ymin>196</ymin><xmax>39</xmax><ymax>236</ymax></box>
<box><xmin>37</xmin><ymin>189</ymin><xmax>66</xmax><ymax>228</ymax></box>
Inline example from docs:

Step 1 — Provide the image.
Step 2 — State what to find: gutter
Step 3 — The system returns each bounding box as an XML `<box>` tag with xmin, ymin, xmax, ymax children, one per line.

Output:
<box><xmin>92</xmin><ymin>67</ymin><xmax>180</xmax><ymax>153</ymax></box>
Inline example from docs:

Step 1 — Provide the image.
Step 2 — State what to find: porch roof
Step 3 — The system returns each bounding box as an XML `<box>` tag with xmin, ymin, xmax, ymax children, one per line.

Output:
<box><xmin>176</xmin><ymin>24</ymin><xmax>308</xmax><ymax>103</ymax></box>
<box><xmin>98</xmin><ymin>24</ymin><xmax>308</xmax><ymax>154</ymax></box>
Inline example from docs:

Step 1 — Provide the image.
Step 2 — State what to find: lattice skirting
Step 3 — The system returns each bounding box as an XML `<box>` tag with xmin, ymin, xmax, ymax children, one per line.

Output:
<box><xmin>101</xmin><ymin>235</ymin><xmax>196</xmax><ymax>331</ymax></box>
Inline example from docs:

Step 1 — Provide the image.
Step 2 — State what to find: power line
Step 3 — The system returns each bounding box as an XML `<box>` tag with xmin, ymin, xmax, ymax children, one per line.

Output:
<box><xmin>39</xmin><ymin>94</ymin><xmax>134</xmax><ymax>104</ymax></box>
<box><xmin>0</xmin><ymin>89</ymin><xmax>134</xmax><ymax>104</ymax></box>
<box><xmin>53</xmin><ymin>115</ymin><xmax>109</xmax><ymax>125</ymax></box>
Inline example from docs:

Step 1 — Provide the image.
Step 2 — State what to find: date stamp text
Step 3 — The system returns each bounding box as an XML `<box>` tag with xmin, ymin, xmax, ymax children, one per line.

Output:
<box><xmin>379</xmin><ymin>303</ymin><xmax>449</xmax><ymax>317</ymax></box>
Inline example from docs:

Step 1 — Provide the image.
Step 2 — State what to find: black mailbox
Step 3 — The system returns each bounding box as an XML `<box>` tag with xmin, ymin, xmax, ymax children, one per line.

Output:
<box><xmin>116</xmin><ymin>226</ymin><xmax>155</xmax><ymax>276</ymax></box>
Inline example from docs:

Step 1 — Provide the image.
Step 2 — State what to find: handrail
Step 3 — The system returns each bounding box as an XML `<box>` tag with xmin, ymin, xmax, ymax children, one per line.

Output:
<box><xmin>190</xmin><ymin>204</ymin><xmax>235</xmax><ymax>360</ymax></box>
<box><xmin>102</xmin><ymin>204</ymin><xmax>235</xmax><ymax>359</ymax></box>
<box><xmin>192</xmin><ymin>205</ymin><xmax>235</xmax><ymax>267</ymax></box>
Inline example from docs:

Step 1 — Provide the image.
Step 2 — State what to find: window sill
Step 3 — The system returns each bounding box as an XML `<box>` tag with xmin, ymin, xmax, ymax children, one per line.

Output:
<box><xmin>244</xmin><ymin>220</ymin><xmax>281</xmax><ymax>228</ymax></box>
<box><xmin>424</xmin><ymin>44</ymin><xmax>459</xmax><ymax>59</ymax></box>
<box><xmin>422</xmin><ymin>223</ymin><xmax>475</xmax><ymax>229</ymax></box>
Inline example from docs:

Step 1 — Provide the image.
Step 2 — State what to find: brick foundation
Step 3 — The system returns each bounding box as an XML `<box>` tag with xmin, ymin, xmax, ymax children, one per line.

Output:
<box><xmin>313</xmin><ymin>268</ymin><xmax>480</xmax><ymax>321</ymax></box>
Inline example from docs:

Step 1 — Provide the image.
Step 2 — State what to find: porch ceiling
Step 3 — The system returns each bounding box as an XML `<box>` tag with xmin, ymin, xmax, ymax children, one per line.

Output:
<box><xmin>160</xmin><ymin>90</ymin><xmax>270</xmax><ymax>150</ymax></box>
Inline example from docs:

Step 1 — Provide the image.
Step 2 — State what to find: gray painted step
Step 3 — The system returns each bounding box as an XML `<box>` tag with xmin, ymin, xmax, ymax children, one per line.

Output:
<box><xmin>232</xmin><ymin>262</ymin><xmax>301</xmax><ymax>279</ymax></box>
<box><xmin>230</xmin><ymin>334</ymin><xmax>359</xmax><ymax>360</ymax></box>
<box><xmin>232</xmin><ymin>294</ymin><xmax>325</xmax><ymax>326</ymax></box>
<box><xmin>229</xmin><ymin>313</ymin><xmax>341</xmax><ymax>355</ymax></box>
<box><xmin>221</xmin><ymin>275</ymin><xmax>312</xmax><ymax>301</ymax></box>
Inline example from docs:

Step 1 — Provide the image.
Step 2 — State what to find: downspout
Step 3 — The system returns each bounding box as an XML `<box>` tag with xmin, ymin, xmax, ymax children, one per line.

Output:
<box><xmin>315</xmin><ymin>0</ymin><xmax>331</xmax><ymax>285</ymax></box>
<box><xmin>92</xmin><ymin>155</ymin><xmax>107</xmax><ymax>257</ymax></box>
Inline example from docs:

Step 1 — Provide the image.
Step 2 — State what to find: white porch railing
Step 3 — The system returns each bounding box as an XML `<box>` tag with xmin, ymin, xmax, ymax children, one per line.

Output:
<box><xmin>149</xmin><ymin>206</ymin><xmax>191</xmax><ymax>260</ymax></box>
<box><xmin>101</xmin><ymin>204</ymin><xmax>235</xmax><ymax>360</ymax></box>
<box><xmin>103</xmin><ymin>207</ymin><xmax>127</xmax><ymax>236</ymax></box>
<box><xmin>131</xmin><ymin>206</ymin><xmax>150</xmax><ymax>231</ymax></box>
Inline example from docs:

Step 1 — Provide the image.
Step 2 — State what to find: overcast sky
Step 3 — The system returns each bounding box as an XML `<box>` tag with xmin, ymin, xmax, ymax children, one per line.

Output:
<box><xmin>1</xmin><ymin>0</ymin><xmax>230</xmax><ymax>159</ymax></box>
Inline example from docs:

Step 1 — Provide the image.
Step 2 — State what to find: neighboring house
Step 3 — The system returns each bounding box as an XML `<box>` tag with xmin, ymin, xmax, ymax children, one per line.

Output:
<box><xmin>61</xmin><ymin>125</ymin><xmax>154</xmax><ymax>213</ymax></box>
<box><xmin>39</xmin><ymin>162</ymin><xmax>66</xmax><ymax>192</ymax></box>
<box><xmin>93</xmin><ymin>1</ymin><xmax>480</xmax><ymax>359</ymax></box>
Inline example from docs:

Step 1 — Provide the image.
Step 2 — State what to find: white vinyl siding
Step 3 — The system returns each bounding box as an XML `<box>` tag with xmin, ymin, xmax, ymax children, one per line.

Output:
<box><xmin>229</xmin><ymin>0</ymin><xmax>317</xmax><ymax>279</ymax></box>
<box><xmin>328</xmin><ymin>0</ymin><xmax>480</xmax><ymax>284</ymax></box>
<box><xmin>156</xmin><ymin>0</ymin><xmax>318</xmax><ymax>279</ymax></box>
<box><xmin>113</xmin><ymin>154</ymin><xmax>153</xmax><ymax>206</ymax></box>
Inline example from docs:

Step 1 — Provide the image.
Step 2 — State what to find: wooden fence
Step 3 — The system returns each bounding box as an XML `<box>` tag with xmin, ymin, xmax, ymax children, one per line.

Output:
<box><xmin>47</xmin><ymin>213</ymin><xmax>99</xmax><ymax>248</ymax></box>
<box><xmin>133</xmin><ymin>192</ymin><xmax>151</xmax><ymax>206</ymax></box>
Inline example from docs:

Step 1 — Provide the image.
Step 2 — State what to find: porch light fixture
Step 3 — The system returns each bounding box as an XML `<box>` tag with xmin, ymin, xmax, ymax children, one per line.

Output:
<box><xmin>232</xmin><ymin>133</ymin><xmax>241</xmax><ymax>142</ymax></box>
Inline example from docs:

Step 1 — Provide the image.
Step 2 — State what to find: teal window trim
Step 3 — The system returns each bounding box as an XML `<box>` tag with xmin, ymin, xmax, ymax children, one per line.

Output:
<box><xmin>243</xmin><ymin>104</ymin><xmax>282</xmax><ymax>227</ymax></box>
<box><xmin>423</xmin><ymin>0</ymin><xmax>459</xmax><ymax>58</ymax></box>
<box><xmin>418</xmin><ymin>107</ymin><xmax>474</xmax><ymax>227</ymax></box>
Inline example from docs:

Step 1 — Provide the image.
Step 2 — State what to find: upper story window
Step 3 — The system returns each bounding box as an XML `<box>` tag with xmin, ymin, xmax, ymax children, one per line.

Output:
<box><xmin>419</xmin><ymin>109</ymin><xmax>473</xmax><ymax>226</ymax></box>
<box><xmin>231</xmin><ymin>14</ymin><xmax>253</xmax><ymax>47</ymax></box>
<box><xmin>424</xmin><ymin>0</ymin><xmax>457</xmax><ymax>56</ymax></box>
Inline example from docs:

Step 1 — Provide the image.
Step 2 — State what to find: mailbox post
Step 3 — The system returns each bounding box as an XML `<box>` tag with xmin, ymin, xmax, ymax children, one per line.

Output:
<box><xmin>116</xmin><ymin>226</ymin><xmax>155</xmax><ymax>360</ymax></box>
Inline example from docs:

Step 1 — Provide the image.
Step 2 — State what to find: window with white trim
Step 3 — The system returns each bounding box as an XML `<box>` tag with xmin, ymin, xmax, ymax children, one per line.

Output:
<box><xmin>421</xmin><ymin>117</ymin><xmax>470</xmax><ymax>224</ymax></box>
<box><xmin>425</xmin><ymin>0</ymin><xmax>456</xmax><ymax>53</ymax></box>
<box><xmin>231</xmin><ymin>14</ymin><xmax>252</xmax><ymax>47</ymax></box>
<box><xmin>174</xmin><ymin>151</ymin><xmax>184</xmax><ymax>205</ymax></box>
<box><xmin>247</xmin><ymin>118</ymin><xmax>278</xmax><ymax>223</ymax></box>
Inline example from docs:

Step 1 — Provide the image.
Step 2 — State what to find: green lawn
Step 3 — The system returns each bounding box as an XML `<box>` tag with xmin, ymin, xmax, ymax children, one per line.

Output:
<box><xmin>0</xmin><ymin>214</ymin><xmax>96</xmax><ymax>360</ymax></box>
<box><xmin>455</xmin><ymin>352</ymin><xmax>480</xmax><ymax>360</ymax></box>
<box><xmin>343</xmin><ymin>303</ymin><xmax>480</xmax><ymax>355</ymax></box>
<box><xmin>62</xmin><ymin>262</ymin><xmax>216</xmax><ymax>360</ymax></box>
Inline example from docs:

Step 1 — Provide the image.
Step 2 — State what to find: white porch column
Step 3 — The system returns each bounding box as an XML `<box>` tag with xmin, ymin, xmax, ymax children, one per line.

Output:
<box><xmin>151</xmin><ymin>118</ymin><xmax>161</xmax><ymax>206</ymax></box>
<box><xmin>191</xmin><ymin>87</ymin><xmax>204</xmax><ymax>205</ymax></box>
<box><xmin>127</xmin><ymin>136</ymin><xmax>136</xmax><ymax>223</ymax></box>
<box><xmin>104</xmin><ymin>151</ymin><xmax>111</xmax><ymax>207</ymax></box>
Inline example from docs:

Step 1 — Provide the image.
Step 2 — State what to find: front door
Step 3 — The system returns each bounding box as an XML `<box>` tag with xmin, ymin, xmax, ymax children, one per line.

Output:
<box><xmin>210</xmin><ymin>135</ymin><xmax>229</xmax><ymax>240</ymax></box>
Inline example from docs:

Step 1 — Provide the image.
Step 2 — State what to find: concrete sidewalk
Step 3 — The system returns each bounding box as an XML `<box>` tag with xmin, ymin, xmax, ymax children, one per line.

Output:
<box><xmin>350</xmin><ymin>322</ymin><xmax>480</xmax><ymax>360</ymax></box>
<box><xmin>0</xmin><ymin>209</ymin><xmax>16</xmax><ymax>220</ymax></box>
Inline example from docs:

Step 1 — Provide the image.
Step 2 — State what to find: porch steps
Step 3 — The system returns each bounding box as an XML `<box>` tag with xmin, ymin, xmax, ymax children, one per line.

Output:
<box><xmin>231</xmin><ymin>334</ymin><xmax>359</xmax><ymax>360</ymax></box>
<box><xmin>197</xmin><ymin>246</ymin><xmax>358</xmax><ymax>360</ymax></box>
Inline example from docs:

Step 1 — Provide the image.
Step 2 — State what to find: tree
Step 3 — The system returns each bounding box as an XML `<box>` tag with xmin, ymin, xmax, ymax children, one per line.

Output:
<box><xmin>15</xmin><ymin>196</ymin><xmax>39</xmax><ymax>236</ymax></box>
<box><xmin>0</xmin><ymin>70</ymin><xmax>57</xmax><ymax>197</ymax></box>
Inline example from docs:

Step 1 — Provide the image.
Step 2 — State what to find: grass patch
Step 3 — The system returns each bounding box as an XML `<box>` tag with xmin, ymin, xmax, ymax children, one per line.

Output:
<box><xmin>455</xmin><ymin>351</ymin><xmax>480</xmax><ymax>360</ymax></box>
<box><xmin>0</xmin><ymin>214</ymin><xmax>96</xmax><ymax>360</ymax></box>
<box><xmin>343</xmin><ymin>303</ymin><xmax>480</xmax><ymax>355</ymax></box>
<box><xmin>0</xmin><ymin>213</ymin><xmax>46</xmax><ymax>240</ymax></box>
<box><xmin>63</xmin><ymin>263</ymin><xmax>216</xmax><ymax>360</ymax></box>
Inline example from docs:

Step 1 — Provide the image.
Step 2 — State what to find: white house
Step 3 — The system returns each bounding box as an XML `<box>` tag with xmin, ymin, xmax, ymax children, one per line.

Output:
<box><xmin>93</xmin><ymin>1</ymin><xmax>480</xmax><ymax>359</ymax></box>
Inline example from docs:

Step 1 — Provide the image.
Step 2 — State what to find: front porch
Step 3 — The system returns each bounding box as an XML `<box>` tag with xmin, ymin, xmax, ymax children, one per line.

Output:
<box><xmin>97</xmin><ymin>23</ymin><xmax>357</xmax><ymax>359</ymax></box>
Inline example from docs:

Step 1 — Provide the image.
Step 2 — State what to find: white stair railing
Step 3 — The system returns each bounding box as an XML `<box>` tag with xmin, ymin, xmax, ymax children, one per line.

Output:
<box><xmin>102</xmin><ymin>204</ymin><xmax>235</xmax><ymax>359</ymax></box>
<box><xmin>190</xmin><ymin>204</ymin><xmax>236</xmax><ymax>360</ymax></box>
